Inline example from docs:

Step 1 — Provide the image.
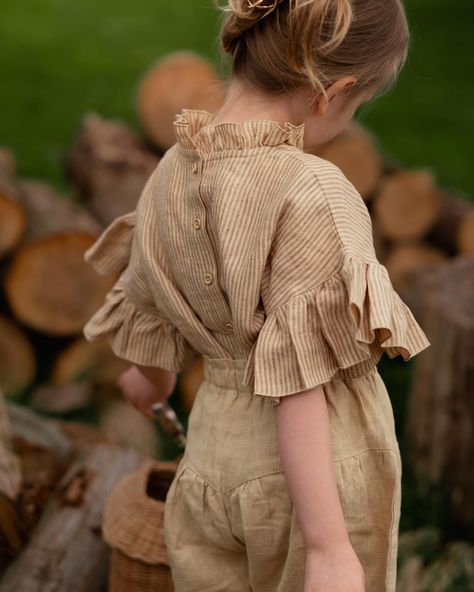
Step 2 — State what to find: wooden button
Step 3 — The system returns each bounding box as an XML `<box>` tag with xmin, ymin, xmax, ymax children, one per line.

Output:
<box><xmin>203</xmin><ymin>272</ymin><xmax>213</xmax><ymax>285</ymax></box>
<box><xmin>225</xmin><ymin>322</ymin><xmax>233</xmax><ymax>331</ymax></box>
<box><xmin>192</xmin><ymin>217</ymin><xmax>202</xmax><ymax>229</ymax></box>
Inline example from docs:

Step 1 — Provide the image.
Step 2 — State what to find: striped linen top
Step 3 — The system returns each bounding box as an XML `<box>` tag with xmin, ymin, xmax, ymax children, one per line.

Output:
<box><xmin>82</xmin><ymin>108</ymin><xmax>431</xmax><ymax>403</ymax></box>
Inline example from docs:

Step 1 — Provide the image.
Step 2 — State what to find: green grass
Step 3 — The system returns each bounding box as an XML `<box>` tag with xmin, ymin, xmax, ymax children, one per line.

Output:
<box><xmin>0</xmin><ymin>0</ymin><xmax>473</xmax><ymax>198</ymax></box>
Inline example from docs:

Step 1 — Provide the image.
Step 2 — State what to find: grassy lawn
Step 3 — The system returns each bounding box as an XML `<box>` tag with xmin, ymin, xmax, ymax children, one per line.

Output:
<box><xmin>0</xmin><ymin>0</ymin><xmax>473</xmax><ymax>199</ymax></box>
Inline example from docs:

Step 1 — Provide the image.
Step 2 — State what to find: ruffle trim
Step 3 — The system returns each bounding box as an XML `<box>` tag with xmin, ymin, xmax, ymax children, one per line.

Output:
<box><xmin>242</xmin><ymin>254</ymin><xmax>431</xmax><ymax>397</ymax></box>
<box><xmin>84</xmin><ymin>211</ymin><xmax>136</xmax><ymax>276</ymax></box>
<box><xmin>173</xmin><ymin>108</ymin><xmax>305</xmax><ymax>152</ymax></box>
<box><xmin>83</xmin><ymin>211</ymin><xmax>197</xmax><ymax>372</ymax></box>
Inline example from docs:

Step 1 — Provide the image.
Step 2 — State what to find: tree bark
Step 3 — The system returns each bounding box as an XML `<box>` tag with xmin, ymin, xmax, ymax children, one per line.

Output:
<box><xmin>0</xmin><ymin>427</ymin><xmax>144</xmax><ymax>592</ymax></box>
<box><xmin>406</xmin><ymin>256</ymin><xmax>474</xmax><ymax>528</ymax></box>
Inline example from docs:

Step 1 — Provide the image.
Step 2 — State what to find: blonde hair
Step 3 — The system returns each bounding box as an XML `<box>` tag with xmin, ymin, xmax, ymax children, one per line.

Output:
<box><xmin>214</xmin><ymin>0</ymin><xmax>410</xmax><ymax>105</ymax></box>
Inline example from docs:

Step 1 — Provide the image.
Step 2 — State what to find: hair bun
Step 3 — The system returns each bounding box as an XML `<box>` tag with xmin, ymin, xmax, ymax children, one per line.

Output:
<box><xmin>219</xmin><ymin>0</ymin><xmax>285</xmax><ymax>54</ymax></box>
<box><xmin>245</xmin><ymin>0</ymin><xmax>283</xmax><ymax>18</ymax></box>
<box><xmin>225</xmin><ymin>0</ymin><xmax>284</xmax><ymax>21</ymax></box>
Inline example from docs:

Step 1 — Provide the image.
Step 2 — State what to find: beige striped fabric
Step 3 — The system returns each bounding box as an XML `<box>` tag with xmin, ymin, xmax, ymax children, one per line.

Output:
<box><xmin>82</xmin><ymin>108</ymin><xmax>430</xmax><ymax>403</ymax></box>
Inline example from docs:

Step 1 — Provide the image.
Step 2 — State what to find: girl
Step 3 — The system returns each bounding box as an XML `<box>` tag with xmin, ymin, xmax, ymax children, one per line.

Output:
<box><xmin>82</xmin><ymin>1</ymin><xmax>431</xmax><ymax>591</ymax></box>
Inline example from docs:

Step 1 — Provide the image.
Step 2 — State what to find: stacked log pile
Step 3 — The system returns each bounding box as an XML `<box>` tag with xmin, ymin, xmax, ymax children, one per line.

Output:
<box><xmin>0</xmin><ymin>149</ymin><xmax>163</xmax><ymax>457</ymax></box>
<box><xmin>0</xmin><ymin>50</ymin><xmax>472</xmax><ymax>589</ymax></box>
<box><xmin>0</xmin><ymin>401</ymin><xmax>146</xmax><ymax>589</ymax></box>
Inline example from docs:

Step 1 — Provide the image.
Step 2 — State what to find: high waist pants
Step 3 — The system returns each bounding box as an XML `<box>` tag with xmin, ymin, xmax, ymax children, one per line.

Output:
<box><xmin>163</xmin><ymin>357</ymin><xmax>402</xmax><ymax>592</ymax></box>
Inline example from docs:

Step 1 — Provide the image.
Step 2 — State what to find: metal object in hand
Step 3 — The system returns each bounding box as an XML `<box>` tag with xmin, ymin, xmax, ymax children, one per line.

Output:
<box><xmin>151</xmin><ymin>401</ymin><xmax>186</xmax><ymax>450</ymax></box>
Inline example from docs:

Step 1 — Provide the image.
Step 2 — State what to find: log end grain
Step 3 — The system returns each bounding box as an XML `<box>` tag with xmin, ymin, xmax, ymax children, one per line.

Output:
<box><xmin>373</xmin><ymin>169</ymin><xmax>441</xmax><ymax>241</ymax></box>
<box><xmin>0</xmin><ymin>316</ymin><xmax>36</xmax><ymax>398</ymax></box>
<box><xmin>4</xmin><ymin>233</ymin><xmax>117</xmax><ymax>336</ymax></box>
<box><xmin>304</xmin><ymin>121</ymin><xmax>383</xmax><ymax>199</ymax></box>
<box><xmin>136</xmin><ymin>51</ymin><xmax>226</xmax><ymax>150</ymax></box>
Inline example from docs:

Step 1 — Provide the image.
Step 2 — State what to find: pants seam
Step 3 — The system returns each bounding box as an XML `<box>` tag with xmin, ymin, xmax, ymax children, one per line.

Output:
<box><xmin>334</xmin><ymin>446</ymin><xmax>397</xmax><ymax>463</ymax></box>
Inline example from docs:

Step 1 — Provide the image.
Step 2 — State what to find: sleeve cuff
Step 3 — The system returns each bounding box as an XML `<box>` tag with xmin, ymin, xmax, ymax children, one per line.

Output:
<box><xmin>83</xmin><ymin>276</ymin><xmax>198</xmax><ymax>373</ymax></box>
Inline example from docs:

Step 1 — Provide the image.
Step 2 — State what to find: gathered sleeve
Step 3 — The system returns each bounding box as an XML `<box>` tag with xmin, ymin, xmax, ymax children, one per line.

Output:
<box><xmin>241</xmin><ymin>159</ymin><xmax>431</xmax><ymax>399</ymax></box>
<box><xmin>82</xmin><ymin>173</ymin><xmax>198</xmax><ymax>373</ymax></box>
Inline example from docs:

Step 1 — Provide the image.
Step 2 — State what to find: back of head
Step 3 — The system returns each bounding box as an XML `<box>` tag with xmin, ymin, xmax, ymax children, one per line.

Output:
<box><xmin>215</xmin><ymin>0</ymin><xmax>410</xmax><ymax>104</ymax></box>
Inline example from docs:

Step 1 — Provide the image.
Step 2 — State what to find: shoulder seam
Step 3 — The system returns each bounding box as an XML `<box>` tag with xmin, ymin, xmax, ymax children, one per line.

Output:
<box><xmin>286</xmin><ymin>151</ymin><xmax>347</xmax><ymax>252</ymax></box>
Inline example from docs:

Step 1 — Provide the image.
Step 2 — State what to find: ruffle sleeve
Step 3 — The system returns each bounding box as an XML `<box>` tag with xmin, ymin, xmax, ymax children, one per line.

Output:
<box><xmin>241</xmin><ymin>252</ymin><xmax>431</xmax><ymax>398</ymax></box>
<box><xmin>82</xmin><ymin>211</ymin><xmax>197</xmax><ymax>373</ymax></box>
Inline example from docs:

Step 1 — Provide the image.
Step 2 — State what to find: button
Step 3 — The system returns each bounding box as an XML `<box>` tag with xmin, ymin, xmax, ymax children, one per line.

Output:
<box><xmin>225</xmin><ymin>322</ymin><xmax>233</xmax><ymax>331</ymax></box>
<box><xmin>203</xmin><ymin>272</ymin><xmax>213</xmax><ymax>285</ymax></box>
<box><xmin>192</xmin><ymin>162</ymin><xmax>198</xmax><ymax>173</ymax></box>
<box><xmin>192</xmin><ymin>217</ymin><xmax>201</xmax><ymax>229</ymax></box>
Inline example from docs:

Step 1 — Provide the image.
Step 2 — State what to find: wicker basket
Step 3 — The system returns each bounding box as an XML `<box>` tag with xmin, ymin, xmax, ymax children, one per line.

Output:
<box><xmin>102</xmin><ymin>458</ymin><xmax>179</xmax><ymax>592</ymax></box>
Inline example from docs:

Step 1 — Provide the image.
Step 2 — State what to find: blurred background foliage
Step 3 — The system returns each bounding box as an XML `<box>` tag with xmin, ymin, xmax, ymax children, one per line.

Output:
<box><xmin>0</xmin><ymin>0</ymin><xmax>473</xmax><ymax>198</ymax></box>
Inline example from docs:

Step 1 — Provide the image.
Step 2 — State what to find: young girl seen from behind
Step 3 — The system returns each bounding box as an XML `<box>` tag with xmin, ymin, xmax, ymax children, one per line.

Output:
<box><xmin>83</xmin><ymin>1</ymin><xmax>431</xmax><ymax>591</ymax></box>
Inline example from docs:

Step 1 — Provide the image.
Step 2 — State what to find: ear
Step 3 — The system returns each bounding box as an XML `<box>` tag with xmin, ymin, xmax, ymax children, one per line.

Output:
<box><xmin>325</xmin><ymin>76</ymin><xmax>358</xmax><ymax>106</ymax></box>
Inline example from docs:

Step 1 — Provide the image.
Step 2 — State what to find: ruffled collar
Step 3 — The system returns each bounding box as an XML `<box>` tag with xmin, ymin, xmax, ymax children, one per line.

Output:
<box><xmin>173</xmin><ymin>108</ymin><xmax>305</xmax><ymax>153</ymax></box>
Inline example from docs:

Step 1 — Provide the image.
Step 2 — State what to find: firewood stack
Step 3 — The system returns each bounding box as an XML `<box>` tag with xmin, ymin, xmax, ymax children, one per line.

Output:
<box><xmin>0</xmin><ymin>50</ymin><xmax>473</xmax><ymax>589</ymax></box>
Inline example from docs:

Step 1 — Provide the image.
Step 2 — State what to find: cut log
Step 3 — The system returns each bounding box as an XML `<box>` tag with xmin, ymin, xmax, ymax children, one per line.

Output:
<box><xmin>0</xmin><ymin>391</ymin><xmax>22</xmax><ymax>502</ymax></box>
<box><xmin>305</xmin><ymin>121</ymin><xmax>383</xmax><ymax>200</ymax></box>
<box><xmin>51</xmin><ymin>338</ymin><xmax>128</xmax><ymax>387</ymax></box>
<box><xmin>0</xmin><ymin>315</ymin><xmax>36</xmax><ymax>399</ymax></box>
<box><xmin>29</xmin><ymin>382</ymin><xmax>94</xmax><ymax>415</ymax></box>
<box><xmin>15</xmin><ymin>180</ymin><xmax>102</xmax><ymax>240</ymax></box>
<box><xmin>66</xmin><ymin>113</ymin><xmax>160</xmax><ymax>225</ymax></box>
<box><xmin>0</xmin><ymin>148</ymin><xmax>16</xmax><ymax>181</ymax></box>
<box><xmin>373</xmin><ymin>169</ymin><xmax>441</xmax><ymax>241</ymax></box>
<box><xmin>136</xmin><ymin>50</ymin><xmax>226</xmax><ymax>150</ymax></box>
<box><xmin>426</xmin><ymin>188</ymin><xmax>474</xmax><ymax>256</ymax></box>
<box><xmin>7</xmin><ymin>402</ymin><xmax>73</xmax><ymax>460</ymax></box>
<box><xmin>99</xmin><ymin>400</ymin><xmax>161</xmax><ymax>457</ymax></box>
<box><xmin>406</xmin><ymin>256</ymin><xmax>474</xmax><ymax>528</ymax></box>
<box><xmin>383</xmin><ymin>242</ymin><xmax>449</xmax><ymax>293</ymax></box>
<box><xmin>3</xmin><ymin>180</ymin><xmax>116</xmax><ymax>336</ymax></box>
<box><xmin>0</xmin><ymin>439</ymin><xmax>144</xmax><ymax>592</ymax></box>
<box><xmin>4</xmin><ymin>233</ymin><xmax>116</xmax><ymax>335</ymax></box>
<box><xmin>0</xmin><ymin>181</ymin><xmax>26</xmax><ymax>259</ymax></box>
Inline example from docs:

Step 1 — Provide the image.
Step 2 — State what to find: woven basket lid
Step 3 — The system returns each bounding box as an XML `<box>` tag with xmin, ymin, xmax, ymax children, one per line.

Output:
<box><xmin>102</xmin><ymin>459</ymin><xmax>178</xmax><ymax>565</ymax></box>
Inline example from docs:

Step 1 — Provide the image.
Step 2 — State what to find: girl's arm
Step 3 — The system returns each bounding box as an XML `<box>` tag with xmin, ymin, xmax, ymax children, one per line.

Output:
<box><xmin>275</xmin><ymin>386</ymin><xmax>349</xmax><ymax>548</ymax></box>
<box><xmin>117</xmin><ymin>364</ymin><xmax>177</xmax><ymax>419</ymax></box>
<box><xmin>275</xmin><ymin>386</ymin><xmax>365</xmax><ymax>590</ymax></box>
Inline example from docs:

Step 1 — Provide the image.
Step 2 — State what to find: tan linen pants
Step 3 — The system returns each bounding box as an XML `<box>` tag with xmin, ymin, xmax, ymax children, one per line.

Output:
<box><xmin>163</xmin><ymin>357</ymin><xmax>402</xmax><ymax>592</ymax></box>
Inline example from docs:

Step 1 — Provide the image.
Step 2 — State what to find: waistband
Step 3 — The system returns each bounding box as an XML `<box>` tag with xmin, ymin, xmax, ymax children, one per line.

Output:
<box><xmin>202</xmin><ymin>357</ymin><xmax>253</xmax><ymax>394</ymax></box>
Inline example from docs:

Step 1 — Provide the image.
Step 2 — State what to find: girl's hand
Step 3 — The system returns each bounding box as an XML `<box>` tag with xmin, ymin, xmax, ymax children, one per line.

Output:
<box><xmin>117</xmin><ymin>365</ymin><xmax>177</xmax><ymax>420</ymax></box>
<box><xmin>304</xmin><ymin>542</ymin><xmax>365</xmax><ymax>592</ymax></box>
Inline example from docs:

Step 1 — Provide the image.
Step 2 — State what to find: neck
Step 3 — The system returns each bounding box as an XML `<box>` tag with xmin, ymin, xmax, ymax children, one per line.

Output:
<box><xmin>211</xmin><ymin>77</ymin><xmax>310</xmax><ymax>127</ymax></box>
